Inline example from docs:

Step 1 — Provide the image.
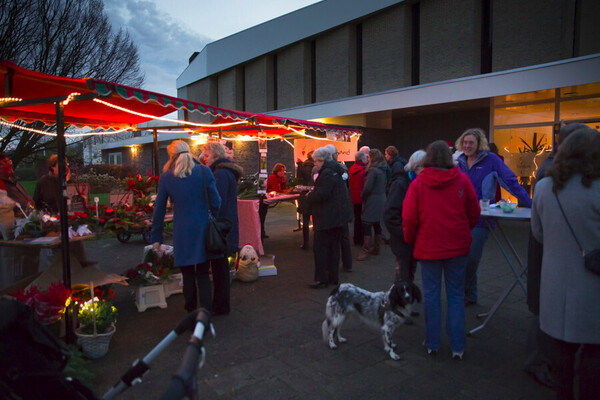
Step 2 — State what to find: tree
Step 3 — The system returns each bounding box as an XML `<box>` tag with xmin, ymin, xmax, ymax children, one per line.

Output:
<box><xmin>0</xmin><ymin>0</ymin><xmax>144</xmax><ymax>167</ymax></box>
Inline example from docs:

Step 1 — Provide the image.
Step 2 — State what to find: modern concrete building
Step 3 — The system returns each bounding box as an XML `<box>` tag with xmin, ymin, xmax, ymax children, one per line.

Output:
<box><xmin>175</xmin><ymin>0</ymin><xmax>600</xmax><ymax>188</ymax></box>
<box><xmin>99</xmin><ymin>0</ymin><xmax>600</xmax><ymax>190</ymax></box>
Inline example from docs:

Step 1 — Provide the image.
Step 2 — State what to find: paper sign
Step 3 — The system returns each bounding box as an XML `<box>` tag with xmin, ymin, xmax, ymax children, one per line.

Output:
<box><xmin>294</xmin><ymin>136</ymin><xmax>358</xmax><ymax>162</ymax></box>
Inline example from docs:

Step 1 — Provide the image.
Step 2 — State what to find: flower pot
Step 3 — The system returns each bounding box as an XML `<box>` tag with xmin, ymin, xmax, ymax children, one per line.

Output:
<box><xmin>135</xmin><ymin>284</ymin><xmax>167</xmax><ymax>312</ymax></box>
<box><xmin>163</xmin><ymin>273</ymin><xmax>183</xmax><ymax>298</ymax></box>
<box><xmin>75</xmin><ymin>323</ymin><xmax>116</xmax><ymax>359</ymax></box>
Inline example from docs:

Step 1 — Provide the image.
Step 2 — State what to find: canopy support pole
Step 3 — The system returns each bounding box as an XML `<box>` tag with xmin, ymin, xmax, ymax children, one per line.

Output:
<box><xmin>56</xmin><ymin>101</ymin><xmax>74</xmax><ymax>344</ymax></box>
<box><xmin>153</xmin><ymin>129</ymin><xmax>159</xmax><ymax>176</ymax></box>
<box><xmin>3</xmin><ymin>68</ymin><xmax>13</xmax><ymax>97</ymax></box>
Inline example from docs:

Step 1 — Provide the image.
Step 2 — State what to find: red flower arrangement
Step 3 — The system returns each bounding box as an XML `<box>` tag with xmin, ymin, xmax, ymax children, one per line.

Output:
<box><xmin>127</xmin><ymin>174</ymin><xmax>158</xmax><ymax>208</ymax></box>
<box><xmin>125</xmin><ymin>256</ymin><xmax>172</xmax><ymax>286</ymax></box>
<box><xmin>11</xmin><ymin>282</ymin><xmax>71</xmax><ymax>325</ymax></box>
<box><xmin>71</xmin><ymin>285</ymin><xmax>115</xmax><ymax>304</ymax></box>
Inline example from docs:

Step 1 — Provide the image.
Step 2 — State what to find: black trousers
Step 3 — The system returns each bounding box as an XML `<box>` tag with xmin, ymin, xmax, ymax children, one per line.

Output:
<box><xmin>209</xmin><ymin>257</ymin><xmax>231</xmax><ymax>314</ymax></box>
<box><xmin>180</xmin><ymin>262</ymin><xmax>211</xmax><ymax>312</ymax></box>
<box><xmin>548</xmin><ymin>336</ymin><xmax>600</xmax><ymax>400</ymax></box>
<box><xmin>259</xmin><ymin>199</ymin><xmax>268</xmax><ymax>237</ymax></box>
<box><xmin>302</xmin><ymin>213</ymin><xmax>311</xmax><ymax>245</ymax></box>
<box><xmin>389</xmin><ymin>235</ymin><xmax>416</xmax><ymax>283</ymax></box>
<box><xmin>340</xmin><ymin>223</ymin><xmax>352</xmax><ymax>270</ymax></box>
<box><xmin>353</xmin><ymin>204</ymin><xmax>363</xmax><ymax>244</ymax></box>
<box><xmin>362</xmin><ymin>221</ymin><xmax>382</xmax><ymax>237</ymax></box>
<box><xmin>313</xmin><ymin>227</ymin><xmax>342</xmax><ymax>284</ymax></box>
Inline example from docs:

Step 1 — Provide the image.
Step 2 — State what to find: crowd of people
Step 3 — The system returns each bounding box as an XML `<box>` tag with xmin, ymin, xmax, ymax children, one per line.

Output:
<box><xmin>1</xmin><ymin>122</ymin><xmax>597</xmax><ymax>400</ymax></box>
<box><xmin>295</xmin><ymin>125</ymin><xmax>599</xmax><ymax>399</ymax></box>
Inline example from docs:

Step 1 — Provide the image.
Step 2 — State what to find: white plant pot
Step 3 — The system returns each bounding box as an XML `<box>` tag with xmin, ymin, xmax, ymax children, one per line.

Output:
<box><xmin>135</xmin><ymin>284</ymin><xmax>167</xmax><ymax>312</ymax></box>
<box><xmin>163</xmin><ymin>273</ymin><xmax>183</xmax><ymax>298</ymax></box>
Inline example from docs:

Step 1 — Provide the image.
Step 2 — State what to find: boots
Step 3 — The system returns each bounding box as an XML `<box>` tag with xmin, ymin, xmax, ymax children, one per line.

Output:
<box><xmin>356</xmin><ymin>236</ymin><xmax>372</xmax><ymax>261</ymax></box>
<box><xmin>370</xmin><ymin>234</ymin><xmax>382</xmax><ymax>255</ymax></box>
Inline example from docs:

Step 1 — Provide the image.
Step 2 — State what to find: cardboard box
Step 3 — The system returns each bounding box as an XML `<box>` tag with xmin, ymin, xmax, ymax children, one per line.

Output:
<box><xmin>258</xmin><ymin>254</ymin><xmax>277</xmax><ymax>277</ymax></box>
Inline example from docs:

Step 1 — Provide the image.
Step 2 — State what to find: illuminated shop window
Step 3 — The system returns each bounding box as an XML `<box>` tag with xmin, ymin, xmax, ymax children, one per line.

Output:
<box><xmin>491</xmin><ymin>83</ymin><xmax>600</xmax><ymax>199</ymax></box>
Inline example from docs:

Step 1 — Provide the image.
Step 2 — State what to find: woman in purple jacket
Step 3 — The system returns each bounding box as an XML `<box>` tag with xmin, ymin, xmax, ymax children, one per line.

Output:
<box><xmin>456</xmin><ymin>128</ymin><xmax>532</xmax><ymax>305</ymax></box>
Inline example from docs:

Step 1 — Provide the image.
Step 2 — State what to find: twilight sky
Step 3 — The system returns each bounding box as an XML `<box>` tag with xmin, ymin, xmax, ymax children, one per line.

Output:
<box><xmin>103</xmin><ymin>0</ymin><xmax>321</xmax><ymax>97</ymax></box>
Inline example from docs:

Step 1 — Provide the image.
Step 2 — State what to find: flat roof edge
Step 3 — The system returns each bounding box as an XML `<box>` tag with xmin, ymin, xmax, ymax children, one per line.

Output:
<box><xmin>267</xmin><ymin>54</ymin><xmax>600</xmax><ymax>120</ymax></box>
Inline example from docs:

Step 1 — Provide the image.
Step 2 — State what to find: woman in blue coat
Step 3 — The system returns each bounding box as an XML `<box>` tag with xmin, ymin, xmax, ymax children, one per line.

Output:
<box><xmin>455</xmin><ymin>128</ymin><xmax>532</xmax><ymax>305</ymax></box>
<box><xmin>152</xmin><ymin>140</ymin><xmax>221</xmax><ymax>312</ymax></box>
<box><xmin>202</xmin><ymin>141</ymin><xmax>242</xmax><ymax>315</ymax></box>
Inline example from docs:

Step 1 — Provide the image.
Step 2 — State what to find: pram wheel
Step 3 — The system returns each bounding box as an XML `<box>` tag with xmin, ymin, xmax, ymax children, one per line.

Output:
<box><xmin>142</xmin><ymin>228</ymin><xmax>152</xmax><ymax>244</ymax></box>
<box><xmin>116</xmin><ymin>232</ymin><xmax>131</xmax><ymax>243</ymax></box>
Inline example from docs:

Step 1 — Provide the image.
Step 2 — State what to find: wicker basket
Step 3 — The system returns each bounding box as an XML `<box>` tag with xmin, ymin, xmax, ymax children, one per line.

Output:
<box><xmin>75</xmin><ymin>324</ymin><xmax>116</xmax><ymax>359</ymax></box>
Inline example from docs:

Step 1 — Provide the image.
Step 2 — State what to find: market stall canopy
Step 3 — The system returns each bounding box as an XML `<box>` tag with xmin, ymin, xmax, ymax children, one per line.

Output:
<box><xmin>0</xmin><ymin>60</ymin><xmax>361</xmax><ymax>137</ymax></box>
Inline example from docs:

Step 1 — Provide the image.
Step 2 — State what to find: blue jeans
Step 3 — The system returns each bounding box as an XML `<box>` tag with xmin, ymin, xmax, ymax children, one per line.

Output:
<box><xmin>464</xmin><ymin>227</ymin><xmax>490</xmax><ymax>303</ymax></box>
<box><xmin>421</xmin><ymin>255</ymin><xmax>467</xmax><ymax>353</ymax></box>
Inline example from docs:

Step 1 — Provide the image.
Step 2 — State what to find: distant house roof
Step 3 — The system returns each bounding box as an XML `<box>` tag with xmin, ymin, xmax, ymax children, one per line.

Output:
<box><xmin>176</xmin><ymin>0</ymin><xmax>404</xmax><ymax>88</ymax></box>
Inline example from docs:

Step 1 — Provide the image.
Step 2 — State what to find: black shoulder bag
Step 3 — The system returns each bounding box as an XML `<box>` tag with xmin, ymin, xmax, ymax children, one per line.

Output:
<box><xmin>555</xmin><ymin>193</ymin><xmax>600</xmax><ymax>275</ymax></box>
<box><xmin>202</xmin><ymin>168</ymin><xmax>232</xmax><ymax>255</ymax></box>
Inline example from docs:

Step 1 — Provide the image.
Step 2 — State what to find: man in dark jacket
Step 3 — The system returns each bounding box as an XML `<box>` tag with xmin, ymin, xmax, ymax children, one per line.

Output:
<box><xmin>307</xmin><ymin>147</ymin><xmax>350</xmax><ymax>288</ymax></box>
<box><xmin>297</xmin><ymin>152</ymin><xmax>314</xmax><ymax>249</ymax></box>
<box><xmin>203</xmin><ymin>142</ymin><xmax>243</xmax><ymax>315</ymax></box>
<box><xmin>325</xmin><ymin>145</ymin><xmax>353</xmax><ymax>272</ymax></box>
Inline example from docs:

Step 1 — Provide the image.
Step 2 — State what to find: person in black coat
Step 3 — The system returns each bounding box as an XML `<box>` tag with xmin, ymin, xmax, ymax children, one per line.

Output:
<box><xmin>202</xmin><ymin>142</ymin><xmax>243</xmax><ymax>315</ymax></box>
<box><xmin>306</xmin><ymin>147</ymin><xmax>349</xmax><ymax>288</ymax></box>
<box><xmin>33</xmin><ymin>154</ymin><xmax>71</xmax><ymax>213</ymax></box>
<box><xmin>297</xmin><ymin>152</ymin><xmax>314</xmax><ymax>250</ymax></box>
<box><xmin>383</xmin><ymin>159</ymin><xmax>413</xmax><ymax>283</ymax></box>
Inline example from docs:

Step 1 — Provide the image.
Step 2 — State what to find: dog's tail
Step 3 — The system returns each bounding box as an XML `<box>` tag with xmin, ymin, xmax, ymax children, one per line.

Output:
<box><xmin>321</xmin><ymin>319</ymin><xmax>330</xmax><ymax>343</ymax></box>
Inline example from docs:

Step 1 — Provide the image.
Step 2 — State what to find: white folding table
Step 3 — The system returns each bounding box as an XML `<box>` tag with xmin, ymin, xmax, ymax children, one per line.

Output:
<box><xmin>468</xmin><ymin>206</ymin><xmax>531</xmax><ymax>335</ymax></box>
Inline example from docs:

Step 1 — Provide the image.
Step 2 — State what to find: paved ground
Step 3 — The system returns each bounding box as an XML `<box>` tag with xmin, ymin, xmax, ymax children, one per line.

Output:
<box><xmin>85</xmin><ymin>202</ymin><xmax>554</xmax><ymax>399</ymax></box>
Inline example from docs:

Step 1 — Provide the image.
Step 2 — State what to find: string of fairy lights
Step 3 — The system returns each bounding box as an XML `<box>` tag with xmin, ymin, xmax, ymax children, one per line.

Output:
<box><xmin>0</xmin><ymin>93</ymin><xmax>361</xmax><ymax>142</ymax></box>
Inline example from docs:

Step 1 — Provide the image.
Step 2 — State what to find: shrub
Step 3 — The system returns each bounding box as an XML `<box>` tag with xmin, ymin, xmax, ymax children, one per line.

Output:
<box><xmin>77</xmin><ymin>172</ymin><xmax>125</xmax><ymax>194</ymax></box>
<box><xmin>13</xmin><ymin>167</ymin><xmax>38</xmax><ymax>181</ymax></box>
<box><xmin>81</xmin><ymin>164</ymin><xmax>136</xmax><ymax>179</ymax></box>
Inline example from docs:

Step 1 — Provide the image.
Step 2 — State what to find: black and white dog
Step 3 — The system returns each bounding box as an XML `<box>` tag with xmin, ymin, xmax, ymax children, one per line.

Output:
<box><xmin>322</xmin><ymin>282</ymin><xmax>422</xmax><ymax>360</ymax></box>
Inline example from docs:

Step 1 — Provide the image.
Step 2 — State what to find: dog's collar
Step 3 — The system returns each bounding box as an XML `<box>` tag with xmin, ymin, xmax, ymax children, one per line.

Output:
<box><xmin>378</xmin><ymin>300</ymin><xmax>408</xmax><ymax>323</ymax></box>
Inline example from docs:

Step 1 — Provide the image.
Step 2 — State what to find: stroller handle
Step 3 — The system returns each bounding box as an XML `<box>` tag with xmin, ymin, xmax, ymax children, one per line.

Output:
<box><xmin>102</xmin><ymin>309</ymin><xmax>213</xmax><ymax>400</ymax></box>
<box><xmin>158</xmin><ymin>309</ymin><xmax>212</xmax><ymax>400</ymax></box>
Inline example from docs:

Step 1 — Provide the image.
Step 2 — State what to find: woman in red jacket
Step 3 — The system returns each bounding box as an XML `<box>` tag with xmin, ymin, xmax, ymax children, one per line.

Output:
<box><xmin>259</xmin><ymin>163</ymin><xmax>287</xmax><ymax>239</ymax></box>
<box><xmin>402</xmin><ymin>141</ymin><xmax>480</xmax><ymax>360</ymax></box>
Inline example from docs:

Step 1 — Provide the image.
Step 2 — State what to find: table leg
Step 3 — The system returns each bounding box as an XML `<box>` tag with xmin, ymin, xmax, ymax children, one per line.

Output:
<box><xmin>486</xmin><ymin>220</ymin><xmax>527</xmax><ymax>294</ymax></box>
<box><xmin>468</xmin><ymin>276</ymin><xmax>520</xmax><ymax>335</ymax></box>
<box><xmin>469</xmin><ymin>219</ymin><xmax>528</xmax><ymax>335</ymax></box>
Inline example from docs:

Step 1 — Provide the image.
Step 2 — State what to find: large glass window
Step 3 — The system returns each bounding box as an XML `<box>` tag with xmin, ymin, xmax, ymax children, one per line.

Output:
<box><xmin>491</xmin><ymin>83</ymin><xmax>600</xmax><ymax>199</ymax></box>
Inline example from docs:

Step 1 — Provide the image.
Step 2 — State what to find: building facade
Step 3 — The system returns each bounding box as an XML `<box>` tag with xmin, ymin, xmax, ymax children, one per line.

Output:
<box><xmin>175</xmin><ymin>0</ymin><xmax>600</xmax><ymax>189</ymax></box>
<box><xmin>100</xmin><ymin>0</ymin><xmax>600</xmax><ymax>191</ymax></box>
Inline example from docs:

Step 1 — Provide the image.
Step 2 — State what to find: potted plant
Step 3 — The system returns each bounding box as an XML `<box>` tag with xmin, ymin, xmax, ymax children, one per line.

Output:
<box><xmin>75</xmin><ymin>299</ymin><xmax>118</xmax><ymax>359</ymax></box>
<box><xmin>10</xmin><ymin>282</ymin><xmax>71</xmax><ymax>328</ymax></box>
<box><xmin>514</xmin><ymin>132</ymin><xmax>548</xmax><ymax>195</ymax></box>
<box><xmin>125</xmin><ymin>262</ymin><xmax>170</xmax><ymax>311</ymax></box>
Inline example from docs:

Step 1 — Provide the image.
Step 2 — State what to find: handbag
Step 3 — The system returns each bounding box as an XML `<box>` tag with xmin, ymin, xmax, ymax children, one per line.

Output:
<box><xmin>555</xmin><ymin>193</ymin><xmax>600</xmax><ymax>275</ymax></box>
<box><xmin>202</xmin><ymin>168</ymin><xmax>232</xmax><ymax>255</ymax></box>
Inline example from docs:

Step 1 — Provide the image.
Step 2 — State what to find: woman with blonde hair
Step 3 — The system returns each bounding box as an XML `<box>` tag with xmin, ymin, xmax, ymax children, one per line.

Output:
<box><xmin>152</xmin><ymin>140</ymin><xmax>221</xmax><ymax>312</ymax></box>
<box><xmin>456</xmin><ymin>128</ymin><xmax>531</xmax><ymax>305</ymax></box>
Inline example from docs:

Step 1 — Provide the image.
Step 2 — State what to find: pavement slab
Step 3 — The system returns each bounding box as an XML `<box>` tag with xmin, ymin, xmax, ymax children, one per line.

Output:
<box><xmin>85</xmin><ymin>202</ymin><xmax>554</xmax><ymax>399</ymax></box>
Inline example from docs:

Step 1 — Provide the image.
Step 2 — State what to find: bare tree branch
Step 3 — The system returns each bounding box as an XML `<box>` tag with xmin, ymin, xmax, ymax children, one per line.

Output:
<box><xmin>0</xmin><ymin>0</ymin><xmax>145</xmax><ymax>167</ymax></box>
